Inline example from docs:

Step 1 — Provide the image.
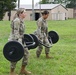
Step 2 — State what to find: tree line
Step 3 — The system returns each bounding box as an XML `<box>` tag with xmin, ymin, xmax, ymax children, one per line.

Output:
<box><xmin>0</xmin><ymin>0</ymin><xmax>17</xmax><ymax>20</ymax></box>
<box><xmin>0</xmin><ymin>0</ymin><xmax>76</xmax><ymax>20</ymax></box>
<box><xmin>41</xmin><ymin>0</ymin><xmax>76</xmax><ymax>8</ymax></box>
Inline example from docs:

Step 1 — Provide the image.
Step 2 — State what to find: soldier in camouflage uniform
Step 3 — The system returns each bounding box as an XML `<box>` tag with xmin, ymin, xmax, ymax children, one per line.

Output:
<box><xmin>8</xmin><ymin>8</ymin><xmax>31</xmax><ymax>75</ymax></box>
<box><xmin>34</xmin><ymin>10</ymin><xmax>52</xmax><ymax>59</ymax></box>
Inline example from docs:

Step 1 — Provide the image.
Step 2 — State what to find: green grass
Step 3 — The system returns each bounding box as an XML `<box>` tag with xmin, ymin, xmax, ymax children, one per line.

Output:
<box><xmin>0</xmin><ymin>19</ymin><xmax>76</xmax><ymax>75</ymax></box>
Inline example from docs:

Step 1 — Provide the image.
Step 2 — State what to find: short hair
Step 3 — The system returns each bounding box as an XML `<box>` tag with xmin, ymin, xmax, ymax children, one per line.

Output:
<box><xmin>42</xmin><ymin>10</ymin><xmax>49</xmax><ymax>15</ymax></box>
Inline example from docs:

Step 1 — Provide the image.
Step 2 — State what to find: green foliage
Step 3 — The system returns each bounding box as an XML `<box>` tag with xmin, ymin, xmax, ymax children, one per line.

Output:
<box><xmin>53</xmin><ymin>0</ymin><xmax>76</xmax><ymax>8</ymax></box>
<box><xmin>4</xmin><ymin>0</ymin><xmax>17</xmax><ymax>11</ymax></box>
<box><xmin>40</xmin><ymin>0</ymin><xmax>76</xmax><ymax>8</ymax></box>
<box><xmin>0</xmin><ymin>19</ymin><xmax>76</xmax><ymax>75</ymax></box>
<box><xmin>0</xmin><ymin>0</ymin><xmax>17</xmax><ymax>20</ymax></box>
<box><xmin>0</xmin><ymin>1</ymin><xmax>5</xmax><ymax>20</ymax></box>
<box><xmin>53</xmin><ymin>0</ymin><xmax>67</xmax><ymax>4</ymax></box>
<box><xmin>40</xmin><ymin>0</ymin><xmax>49</xmax><ymax>4</ymax></box>
<box><xmin>66</xmin><ymin>0</ymin><xmax>76</xmax><ymax>8</ymax></box>
<box><xmin>40</xmin><ymin>0</ymin><xmax>67</xmax><ymax>4</ymax></box>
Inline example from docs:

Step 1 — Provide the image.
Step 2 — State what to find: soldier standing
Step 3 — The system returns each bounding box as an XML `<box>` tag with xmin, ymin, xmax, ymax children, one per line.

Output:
<box><xmin>8</xmin><ymin>8</ymin><xmax>31</xmax><ymax>75</ymax></box>
<box><xmin>34</xmin><ymin>10</ymin><xmax>52</xmax><ymax>59</ymax></box>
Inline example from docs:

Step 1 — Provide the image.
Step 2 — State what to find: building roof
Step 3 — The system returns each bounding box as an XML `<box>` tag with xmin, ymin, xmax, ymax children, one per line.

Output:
<box><xmin>16</xmin><ymin>4</ymin><xmax>66</xmax><ymax>10</ymax></box>
<box><xmin>35</xmin><ymin>4</ymin><xmax>60</xmax><ymax>9</ymax></box>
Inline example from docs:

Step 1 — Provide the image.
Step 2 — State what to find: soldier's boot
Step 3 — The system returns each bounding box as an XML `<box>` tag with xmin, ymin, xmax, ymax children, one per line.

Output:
<box><xmin>36</xmin><ymin>53</ymin><xmax>40</xmax><ymax>58</ymax></box>
<box><xmin>9</xmin><ymin>68</ymin><xmax>18</xmax><ymax>75</ymax></box>
<box><xmin>36</xmin><ymin>50</ymin><xmax>42</xmax><ymax>58</ymax></box>
<box><xmin>19</xmin><ymin>65</ymin><xmax>31</xmax><ymax>75</ymax></box>
<box><xmin>9</xmin><ymin>72</ymin><xmax>18</xmax><ymax>75</ymax></box>
<box><xmin>36</xmin><ymin>52</ymin><xmax>41</xmax><ymax>58</ymax></box>
<box><xmin>46</xmin><ymin>54</ymin><xmax>52</xmax><ymax>59</ymax></box>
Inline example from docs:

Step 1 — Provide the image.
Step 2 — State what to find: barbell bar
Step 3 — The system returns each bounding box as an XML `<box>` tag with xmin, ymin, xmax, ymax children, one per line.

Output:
<box><xmin>3</xmin><ymin>31</ymin><xmax>59</xmax><ymax>62</ymax></box>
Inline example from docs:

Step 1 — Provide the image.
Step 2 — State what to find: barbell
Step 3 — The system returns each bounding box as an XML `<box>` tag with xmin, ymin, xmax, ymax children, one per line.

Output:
<box><xmin>3</xmin><ymin>31</ymin><xmax>59</xmax><ymax>62</ymax></box>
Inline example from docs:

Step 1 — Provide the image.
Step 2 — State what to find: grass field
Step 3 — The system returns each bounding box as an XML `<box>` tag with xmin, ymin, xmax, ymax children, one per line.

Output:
<box><xmin>0</xmin><ymin>19</ymin><xmax>76</xmax><ymax>75</ymax></box>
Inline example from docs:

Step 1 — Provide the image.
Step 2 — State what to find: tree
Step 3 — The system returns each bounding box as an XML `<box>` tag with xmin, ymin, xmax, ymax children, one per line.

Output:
<box><xmin>40</xmin><ymin>0</ymin><xmax>49</xmax><ymax>4</ymax></box>
<box><xmin>50</xmin><ymin>0</ymin><xmax>76</xmax><ymax>8</ymax></box>
<box><xmin>66</xmin><ymin>0</ymin><xmax>76</xmax><ymax>8</ymax></box>
<box><xmin>0</xmin><ymin>0</ymin><xmax>17</xmax><ymax>21</ymax></box>
<box><xmin>40</xmin><ymin>0</ymin><xmax>76</xmax><ymax>8</ymax></box>
<box><xmin>40</xmin><ymin>0</ymin><xmax>67</xmax><ymax>5</ymax></box>
<box><xmin>0</xmin><ymin>1</ymin><xmax>5</xmax><ymax>20</ymax></box>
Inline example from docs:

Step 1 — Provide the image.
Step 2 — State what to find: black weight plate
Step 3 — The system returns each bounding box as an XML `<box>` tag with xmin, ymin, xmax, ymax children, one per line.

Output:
<box><xmin>30</xmin><ymin>34</ymin><xmax>39</xmax><ymax>49</ymax></box>
<box><xmin>3</xmin><ymin>41</ymin><xmax>24</xmax><ymax>62</ymax></box>
<box><xmin>23</xmin><ymin>34</ymin><xmax>34</xmax><ymax>50</ymax></box>
<box><xmin>48</xmin><ymin>31</ymin><xmax>59</xmax><ymax>44</ymax></box>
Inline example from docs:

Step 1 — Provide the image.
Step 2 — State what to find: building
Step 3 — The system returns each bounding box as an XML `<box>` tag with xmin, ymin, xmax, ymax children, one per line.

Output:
<box><xmin>3</xmin><ymin>4</ymin><xmax>68</xmax><ymax>21</ymax></box>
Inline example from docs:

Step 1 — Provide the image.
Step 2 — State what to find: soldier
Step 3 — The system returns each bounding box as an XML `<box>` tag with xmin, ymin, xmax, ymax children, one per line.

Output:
<box><xmin>8</xmin><ymin>8</ymin><xmax>31</xmax><ymax>75</ymax></box>
<box><xmin>34</xmin><ymin>10</ymin><xmax>52</xmax><ymax>59</ymax></box>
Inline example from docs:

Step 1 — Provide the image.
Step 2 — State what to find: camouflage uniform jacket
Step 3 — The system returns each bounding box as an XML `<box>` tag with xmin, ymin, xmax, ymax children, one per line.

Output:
<box><xmin>34</xmin><ymin>17</ymin><xmax>48</xmax><ymax>39</ymax></box>
<box><xmin>8</xmin><ymin>17</ymin><xmax>25</xmax><ymax>42</ymax></box>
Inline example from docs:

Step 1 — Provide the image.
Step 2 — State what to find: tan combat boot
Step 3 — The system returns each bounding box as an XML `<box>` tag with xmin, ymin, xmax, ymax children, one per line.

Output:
<box><xmin>19</xmin><ymin>70</ymin><xmax>31</xmax><ymax>75</ymax></box>
<box><xmin>9</xmin><ymin>72</ymin><xmax>18</xmax><ymax>75</ymax></box>
<box><xmin>46</xmin><ymin>54</ymin><xmax>52</xmax><ymax>59</ymax></box>
<box><xmin>9</xmin><ymin>68</ymin><xmax>18</xmax><ymax>75</ymax></box>
<box><xmin>19</xmin><ymin>65</ymin><xmax>31</xmax><ymax>75</ymax></box>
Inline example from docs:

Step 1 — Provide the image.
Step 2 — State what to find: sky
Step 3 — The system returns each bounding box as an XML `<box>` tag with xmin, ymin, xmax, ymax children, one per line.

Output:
<box><xmin>17</xmin><ymin>0</ymin><xmax>40</xmax><ymax>5</ymax></box>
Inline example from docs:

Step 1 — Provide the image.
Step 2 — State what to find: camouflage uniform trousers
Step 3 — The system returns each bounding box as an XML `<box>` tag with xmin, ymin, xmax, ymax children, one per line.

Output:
<box><xmin>36</xmin><ymin>35</ymin><xmax>50</xmax><ymax>57</ymax></box>
<box><xmin>10</xmin><ymin>40</ymin><xmax>29</xmax><ymax>69</ymax></box>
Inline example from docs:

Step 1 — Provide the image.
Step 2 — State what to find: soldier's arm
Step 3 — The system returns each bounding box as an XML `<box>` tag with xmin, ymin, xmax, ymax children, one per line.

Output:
<box><xmin>37</xmin><ymin>20</ymin><xmax>42</xmax><ymax>33</ymax></box>
<box><xmin>13</xmin><ymin>20</ymin><xmax>20</xmax><ymax>40</ymax></box>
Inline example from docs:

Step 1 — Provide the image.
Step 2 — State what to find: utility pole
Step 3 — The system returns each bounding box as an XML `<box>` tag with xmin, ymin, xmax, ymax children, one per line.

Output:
<box><xmin>39</xmin><ymin>0</ymin><xmax>41</xmax><ymax>17</ymax></box>
<box><xmin>32</xmin><ymin>0</ymin><xmax>35</xmax><ymax>20</ymax></box>
<box><xmin>18</xmin><ymin>0</ymin><xmax>20</xmax><ymax>8</ymax></box>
